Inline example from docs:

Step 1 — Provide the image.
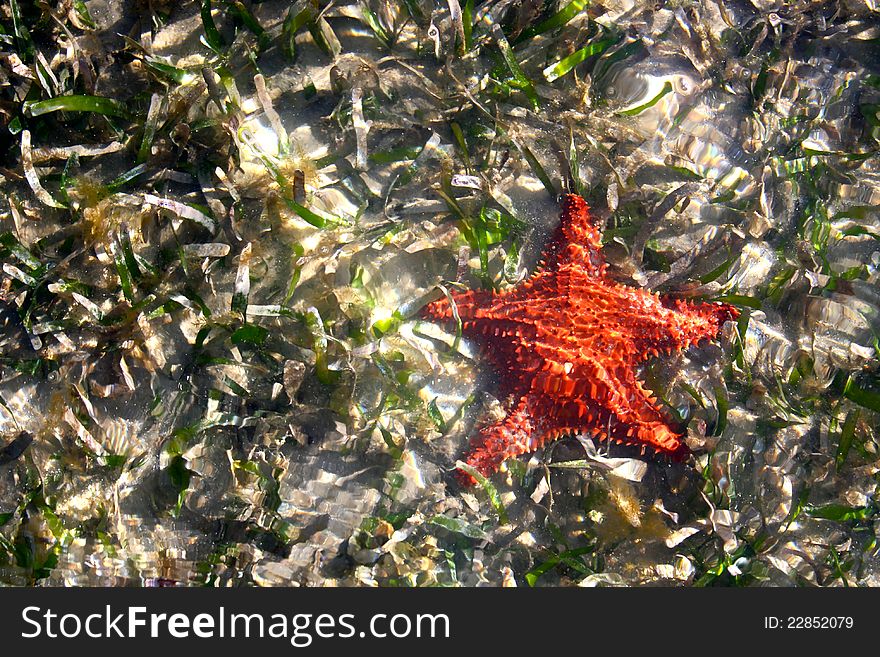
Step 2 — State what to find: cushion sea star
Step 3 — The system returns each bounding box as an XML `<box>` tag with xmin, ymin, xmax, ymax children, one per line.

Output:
<box><xmin>422</xmin><ymin>193</ymin><xmax>739</xmax><ymax>485</ymax></box>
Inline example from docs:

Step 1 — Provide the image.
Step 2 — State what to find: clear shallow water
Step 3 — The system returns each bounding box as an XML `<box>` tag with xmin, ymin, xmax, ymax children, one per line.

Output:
<box><xmin>0</xmin><ymin>0</ymin><xmax>879</xmax><ymax>586</ymax></box>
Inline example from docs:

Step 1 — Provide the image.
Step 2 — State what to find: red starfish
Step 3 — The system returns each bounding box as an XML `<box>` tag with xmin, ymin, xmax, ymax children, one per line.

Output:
<box><xmin>422</xmin><ymin>194</ymin><xmax>739</xmax><ymax>485</ymax></box>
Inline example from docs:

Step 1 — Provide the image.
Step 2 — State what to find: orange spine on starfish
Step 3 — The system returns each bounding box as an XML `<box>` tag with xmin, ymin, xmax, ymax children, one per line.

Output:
<box><xmin>423</xmin><ymin>193</ymin><xmax>739</xmax><ymax>485</ymax></box>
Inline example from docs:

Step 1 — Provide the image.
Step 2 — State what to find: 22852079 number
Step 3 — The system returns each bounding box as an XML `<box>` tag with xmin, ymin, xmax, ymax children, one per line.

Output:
<box><xmin>764</xmin><ymin>617</ymin><xmax>854</xmax><ymax>629</ymax></box>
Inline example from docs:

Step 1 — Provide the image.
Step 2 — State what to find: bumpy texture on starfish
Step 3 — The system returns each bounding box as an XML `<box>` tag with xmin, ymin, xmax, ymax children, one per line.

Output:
<box><xmin>423</xmin><ymin>194</ymin><xmax>739</xmax><ymax>485</ymax></box>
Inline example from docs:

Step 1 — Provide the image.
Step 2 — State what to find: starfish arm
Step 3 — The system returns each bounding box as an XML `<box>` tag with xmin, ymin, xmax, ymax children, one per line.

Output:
<box><xmin>458</xmin><ymin>396</ymin><xmax>538</xmax><ymax>483</ymax></box>
<box><xmin>422</xmin><ymin>288</ymin><xmax>495</xmax><ymax>323</ymax></box>
<box><xmin>603</xmin><ymin>363</ymin><xmax>687</xmax><ymax>457</ymax></box>
<box><xmin>526</xmin><ymin>343</ymin><xmax>687</xmax><ymax>458</ymax></box>
<box><xmin>631</xmin><ymin>297</ymin><xmax>740</xmax><ymax>360</ymax></box>
<box><xmin>542</xmin><ymin>194</ymin><xmax>607</xmax><ymax>279</ymax></box>
<box><xmin>475</xmin><ymin>273</ymin><xmax>568</xmax><ymax>316</ymax></box>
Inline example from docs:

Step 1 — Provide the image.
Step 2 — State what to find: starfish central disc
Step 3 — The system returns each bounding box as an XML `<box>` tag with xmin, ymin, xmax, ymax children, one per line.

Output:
<box><xmin>422</xmin><ymin>194</ymin><xmax>739</xmax><ymax>485</ymax></box>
